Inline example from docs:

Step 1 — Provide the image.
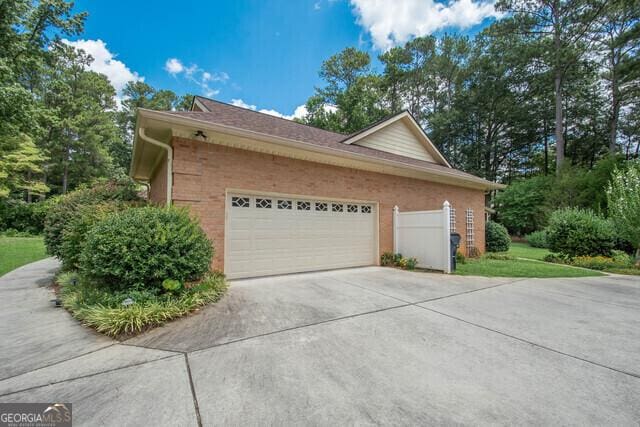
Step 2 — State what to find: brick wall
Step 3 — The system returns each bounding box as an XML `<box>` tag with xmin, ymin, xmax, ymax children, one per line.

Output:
<box><xmin>148</xmin><ymin>152</ymin><xmax>168</xmax><ymax>205</ymax></box>
<box><xmin>150</xmin><ymin>137</ymin><xmax>486</xmax><ymax>271</ymax></box>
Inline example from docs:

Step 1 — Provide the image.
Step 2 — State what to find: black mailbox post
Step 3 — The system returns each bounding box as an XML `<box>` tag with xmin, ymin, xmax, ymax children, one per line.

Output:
<box><xmin>450</xmin><ymin>232</ymin><xmax>461</xmax><ymax>271</ymax></box>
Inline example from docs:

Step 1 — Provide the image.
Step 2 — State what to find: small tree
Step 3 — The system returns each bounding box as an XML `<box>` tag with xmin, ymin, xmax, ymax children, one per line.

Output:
<box><xmin>607</xmin><ymin>161</ymin><xmax>640</xmax><ymax>264</ymax></box>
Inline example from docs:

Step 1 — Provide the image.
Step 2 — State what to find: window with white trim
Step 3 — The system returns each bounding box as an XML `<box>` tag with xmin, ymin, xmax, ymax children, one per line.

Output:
<box><xmin>277</xmin><ymin>200</ymin><xmax>292</xmax><ymax>210</ymax></box>
<box><xmin>297</xmin><ymin>201</ymin><xmax>311</xmax><ymax>211</ymax></box>
<box><xmin>347</xmin><ymin>204</ymin><xmax>358</xmax><ymax>213</ymax></box>
<box><xmin>231</xmin><ymin>197</ymin><xmax>250</xmax><ymax>208</ymax></box>
<box><xmin>256</xmin><ymin>198</ymin><xmax>272</xmax><ymax>209</ymax></box>
<box><xmin>332</xmin><ymin>203</ymin><xmax>343</xmax><ymax>212</ymax></box>
<box><xmin>361</xmin><ymin>205</ymin><xmax>372</xmax><ymax>214</ymax></box>
<box><xmin>315</xmin><ymin>202</ymin><xmax>327</xmax><ymax>212</ymax></box>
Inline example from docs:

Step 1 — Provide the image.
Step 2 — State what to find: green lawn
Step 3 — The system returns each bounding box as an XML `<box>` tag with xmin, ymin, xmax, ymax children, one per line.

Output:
<box><xmin>0</xmin><ymin>236</ymin><xmax>47</xmax><ymax>277</ymax></box>
<box><xmin>507</xmin><ymin>242</ymin><xmax>551</xmax><ymax>261</ymax></box>
<box><xmin>454</xmin><ymin>241</ymin><xmax>604</xmax><ymax>278</ymax></box>
<box><xmin>455</xmin><ymin>257</ymin><xmax>604</xmax><ymax>278</ymax></box>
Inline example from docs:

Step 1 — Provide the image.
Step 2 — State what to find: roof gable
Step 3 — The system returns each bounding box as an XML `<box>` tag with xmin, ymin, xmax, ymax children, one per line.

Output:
<box><xmin>342</xmin><ymin>112</ymin><xmax>451</xmax><ymax>167</ymax></box>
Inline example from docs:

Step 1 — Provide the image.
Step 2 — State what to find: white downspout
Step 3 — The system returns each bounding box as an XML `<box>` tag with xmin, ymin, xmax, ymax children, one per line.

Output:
<box><xmin>138</xmin><ymin>127</ymin><xmax>172</xmax><ymax>207</ymax></box>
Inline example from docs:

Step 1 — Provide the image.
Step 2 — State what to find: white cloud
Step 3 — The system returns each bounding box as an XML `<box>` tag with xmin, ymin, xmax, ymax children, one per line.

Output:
<box><xmin>165</xmin><ymin>58</ymin><xmax>184</xmax><ymax>74</ymax></box>
<box><xmin>231</xmin><ymin>99</ymin><xmax>257</xmax><ymax>110</ymax></box>
<box><xmin>165</xmin><ymin>58</ymin><xmax>228</xmax><ymax>97</ymax></box>
<box><xmin>314</xmin><ymin>1</ymin><xmax>321</xmax><ymax>10</ymax></box>
<box><xmin>350</xmin><ymin>0</ymin><xmax>503</xmax><ymax>50</ymax></box>
<box><xmin>230</xmin><ymin>99</ymin><xmax>309</xmax><ymax>120</ymax></box>
<box><xmin>61</xmin><ymin>39</ymin><xmax>142</xmax><ymax>93</ymax></box>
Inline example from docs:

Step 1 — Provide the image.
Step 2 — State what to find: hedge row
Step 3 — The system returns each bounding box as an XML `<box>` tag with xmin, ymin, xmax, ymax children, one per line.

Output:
<box><xmin>45</xmin><ymin>180</ymin><xmax>214</xmax><ymax>292</ymax></box>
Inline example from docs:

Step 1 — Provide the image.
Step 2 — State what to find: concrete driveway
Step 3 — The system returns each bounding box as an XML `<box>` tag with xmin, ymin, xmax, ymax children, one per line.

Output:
<box><xmin>1</xmin><ymin>260</ymin><xmax>639</xmax><ymax>425</ymax></box>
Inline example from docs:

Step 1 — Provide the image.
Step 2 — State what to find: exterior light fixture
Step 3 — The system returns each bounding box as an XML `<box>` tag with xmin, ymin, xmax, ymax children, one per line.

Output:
<box><xmin>194</xmin><ymin>130</ymin><xmax>207</xmax><ymax>141</ymax></box>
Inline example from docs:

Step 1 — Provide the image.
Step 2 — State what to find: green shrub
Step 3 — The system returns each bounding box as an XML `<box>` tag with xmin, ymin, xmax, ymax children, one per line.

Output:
<box><xmin>0</xmin><ymin>199</ymin><xmax>49</xmax><ymax>234</ymax></box>
<box><xmin>607</xmin><ymin>160</ymin><xmax>640</xmax><ymax>263</ymax></box>
<box><xmin>543</xmin><ymin>253</ymin><xmax>569</xmax><ymax>264</ymax></box>
<box><xmin>545</xmin><ymin>208</ymin><xmax>616</xmax><ymax>257</ymax></box>
<box><xmin>59</xmin><ymin>272</ymin><xmax>227</xmax><ymax>337</ymax></box>
<box><xmin>486</xmin><ymin>221</ymin><xmax>510</xmax><ymax>252</ymax></box>
<box><xmin>570</xmin><ymin>256</ymin><xmax>618</xmax><ymax>271</ymax></box>
<box><xmin>494</xmin><ymin>176</ymin><xmax>552</xmax><ymax>235</ymax></box>
<box><xmin>59</xmin><ymin>202</ymin><xmax>129</xmax><ymax>271</ymax></box>
<box><xmin>611</xmin><ymin>250</ymin><xmax>633</xmax><ymax>266</ymax></box>
<box><xmin>162</xmin><ymin>279</ymin><xmax>183</xmax><ymax>293</ymax></box>
<box><xmin>456</xmin><ymin>250</ymin><xmax>466</xmax><ymax>265</ymax></box>
<box><xmin>80</xmin><ymin>206</ymin><xmax>213</xmax><ymax>291</ymax></box>
<box><xmin>380</xmin><ymin>252</ymin><xmax>395</xmax><ymax>266</ymax></box>
<box><xmin>525</xmin><ymin>230</ymin><xmax>549</xmax><ymax>248</ymax></box>
<box><xmin>0</xmin><ymin>228</ymin><xmax>37</xmax><ymax>237</ymax></box>
<box><xmin>404</xmin><ymin>257</ymin><xmax>418</xmax><ymax>270</ymax></box>
<box><xmin>393</xmin><ymin>253</ymin><xmax>403</xmax><ymax>265</ymax></box>
<box><xmin>43</xmin><ymin>179</ymin><xmax>141</xmax><ymax>258</ymax></box>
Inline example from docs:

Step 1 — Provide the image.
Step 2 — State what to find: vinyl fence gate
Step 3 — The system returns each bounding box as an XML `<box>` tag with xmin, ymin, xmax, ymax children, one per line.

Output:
<box><xmin>393</xmin><ymin>201</ymin><xmax>452</xmax><ymax>273</ymax></box>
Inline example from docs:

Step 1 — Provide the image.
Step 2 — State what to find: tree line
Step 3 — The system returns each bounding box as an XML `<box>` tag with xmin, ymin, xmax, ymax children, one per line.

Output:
<box><xmin>301</xmin><ymin>0</ymin><xmax>639</xmax><ymax>184</ymax></box>
<box><xmin>0</xmin><ymin>0</ymin><xmax>190</xmax><ymax>201</ymax></box>
<box><xmin>1</xmin><ymin>0</ymin><xmax>638</xmax><ymax>205</ymax></box>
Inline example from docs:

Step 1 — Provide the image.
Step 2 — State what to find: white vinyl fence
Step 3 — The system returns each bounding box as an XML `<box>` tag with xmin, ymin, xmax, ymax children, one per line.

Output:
<box><xmin>393</xmin><ymin>201</ymin><xmax>451</xmax><ymax>273</ymax></box>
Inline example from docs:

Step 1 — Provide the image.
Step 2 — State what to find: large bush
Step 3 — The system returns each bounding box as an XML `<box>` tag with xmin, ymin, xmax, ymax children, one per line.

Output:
<box><xmin>79</xmin><ymin>207</ymin><xmax>213</xmax><ymax>290</ymax></box>
<box><xmin>486</xmin><ymin>221</ymin><xmax>510</xmax><ymax>252</ymax></box>
<box><xmin>607</xmin><ymin>161</ymin><xmax>640</xmax><ymax>263</ymax></box>
<box><xmin>494</xmin><ymin>176</ymin><xmax>552</xmax><ymax>235</ymax></box>
<box><xmin>44</xmin><ymin>179</ymin><xmax>140</xmax><ymax>258</ymax></box>
<box><xmin>59</xmin><ymin>202</ymin><xmax>129</xmax><ymax>271</ymax></box>
<box><xmin>0</xmin><ymin>199</ymin><xmax>49</xmax><ymax>234</ymax></box>
<box><xmin>545</xmin><ymin>208</ymin><xmax>616</xmax><ymax>257</ymax></box>
<box><xmin>525</xmin><ymin>230</ymin><xmax>549</xmax><ymax>248</ymax></box>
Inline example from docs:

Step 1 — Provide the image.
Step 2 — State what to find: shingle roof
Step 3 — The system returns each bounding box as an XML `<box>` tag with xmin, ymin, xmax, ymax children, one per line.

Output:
<box><xmin>160</xmin><ymin>96</ymin><xmax>495</xmax><ymax>186</ymax></box>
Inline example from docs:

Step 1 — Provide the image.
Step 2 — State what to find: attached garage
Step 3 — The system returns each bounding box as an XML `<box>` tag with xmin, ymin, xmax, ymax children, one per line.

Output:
<box><xmin>131</xmin><ymin>96</ymin><xmax>503</xmax><ymax>279</ymax></box>
<box><xmin>225</xmin><ymin>192</ymin><xmax>377</xmax><ymax>279</ymax></box>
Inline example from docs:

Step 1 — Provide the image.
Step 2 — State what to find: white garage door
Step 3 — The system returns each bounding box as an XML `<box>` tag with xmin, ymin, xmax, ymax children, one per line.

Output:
<box><xmin>225</xmin><ymin>193</ymin><xmax>377</xmax><ymax>279</ymax></box>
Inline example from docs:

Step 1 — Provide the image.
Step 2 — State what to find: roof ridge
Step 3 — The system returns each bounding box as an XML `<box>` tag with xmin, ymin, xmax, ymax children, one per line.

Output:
<box><xmin>193</xmin><ymin>95</ymin><xmax>348</xmax><ymax>136</ymax></box>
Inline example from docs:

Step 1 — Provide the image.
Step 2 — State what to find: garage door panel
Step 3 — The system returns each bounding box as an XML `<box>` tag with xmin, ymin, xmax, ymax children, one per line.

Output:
<box><xmin>226</xmin><ymin>193</ymin><xmax>376</xmax><ymax>279</ymax></box>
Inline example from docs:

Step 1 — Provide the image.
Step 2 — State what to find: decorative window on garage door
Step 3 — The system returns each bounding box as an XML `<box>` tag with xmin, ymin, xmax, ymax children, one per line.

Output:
<box><xmin>278</xmin><ymin>200</ymin><xmax>292</xmax><ymax>210</ymax></box>
<box><xmin>256</xmin><ymin>198</ymin><xmax>272</xmax><ymax>209</ymax></box>
<box><xmin>297</xmin><ymin>201</ymin><xmax>311</xmax><ymax>211</ymax></box>
<box><xmin>231</xmin><ymin>196</ymin><xmax>250</xmax><ymax>208</ymax></box>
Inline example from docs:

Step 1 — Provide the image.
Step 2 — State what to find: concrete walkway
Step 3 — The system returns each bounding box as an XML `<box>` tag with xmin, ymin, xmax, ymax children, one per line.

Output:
<box><xmin>0</xmin><ymin>259</ymin><xmax>198</xmax><ymax>426</ymax></box>
<box><xmin>1</xmin><ymin>260</ymin><xmax>639</xmax><ymax>426</ymax></box>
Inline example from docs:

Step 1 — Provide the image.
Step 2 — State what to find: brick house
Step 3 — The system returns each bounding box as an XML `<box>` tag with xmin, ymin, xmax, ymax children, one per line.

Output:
<box><xmin>130</xmin><ymin>96</ymin><xmax>503</xmax><ymax>279</ymax></box>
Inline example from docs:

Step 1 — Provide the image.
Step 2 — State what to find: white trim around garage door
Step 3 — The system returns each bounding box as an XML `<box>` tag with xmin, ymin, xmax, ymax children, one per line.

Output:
<box><xmin>223</xmin><ymin>188</ymin><xmax>380</xmax><ymax>279</ymax></box>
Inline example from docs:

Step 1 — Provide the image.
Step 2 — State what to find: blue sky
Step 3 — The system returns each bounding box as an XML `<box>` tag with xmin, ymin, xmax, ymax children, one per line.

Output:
<box><xmin>70</xmin><ymin>0</ymin><xmax>500</xmax><ymax>117</ymax></box>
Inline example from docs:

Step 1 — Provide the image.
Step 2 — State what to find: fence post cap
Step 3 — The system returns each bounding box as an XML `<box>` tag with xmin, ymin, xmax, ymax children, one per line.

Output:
<box><xmin>393</xmin><ymin>205</ymin><xmax>399</xmax><ymax>212</ymax></box>
<box><xmin>443</xmin><ymin>200</ymin><xmax>450</xmax><ymax>208</ymax></box>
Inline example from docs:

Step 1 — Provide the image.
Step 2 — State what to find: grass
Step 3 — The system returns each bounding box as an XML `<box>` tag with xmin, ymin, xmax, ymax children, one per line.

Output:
<box><xmin>455</xmin><ymin>257</ymin><xmax>604</xmax><ymax>278</ymax></box>
<box><xmin>57</xmin><ymin>271</ymin><xmax>228</xmax><ymax>338</ymax></box>
<box><xmin>0</xmin><ymin>236</ymin><xmax>47</xmax><ymax>277</ymax></box>
<box><xmin>454</xmin><ymin>241</ymin><xmax>604</xmax><ymax>278</ymax></box>
<box><xmin>507</xmin><ymin>242</ymin><xmax>551</xmax><ymax>261</ymax></box>
<box><xmin>455</xmin><ymin>240</ymin><xmax>640</xmax><ymax>277</ymax></box>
